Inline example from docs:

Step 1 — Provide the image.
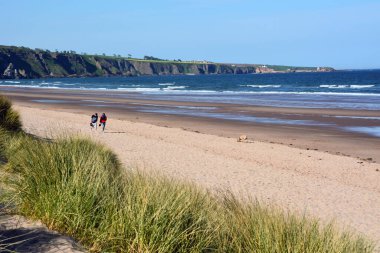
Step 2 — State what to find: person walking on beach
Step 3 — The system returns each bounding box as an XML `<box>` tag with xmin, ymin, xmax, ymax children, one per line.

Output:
<box><xmin>90</xmin><ymin>113</ymin><xmax>98</xmax><ymax>130</ymax></box>
<box><xmin>99</xmin><ymin>113</ymin><xmax>107</xmax><ymax>132</ymax></box>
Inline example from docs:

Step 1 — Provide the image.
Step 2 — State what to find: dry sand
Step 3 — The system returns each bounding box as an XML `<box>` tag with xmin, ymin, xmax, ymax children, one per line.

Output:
<box><xmin>14</xmin><ymin>104</ymin><xmax>380</xmax><ymax>246</ymax></box>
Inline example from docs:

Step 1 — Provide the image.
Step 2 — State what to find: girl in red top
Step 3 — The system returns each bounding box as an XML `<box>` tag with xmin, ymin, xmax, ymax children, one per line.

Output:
<box><xmin>99</xmin><ymin>113</ymin><xmax>107</xmax><ymax>132</ymax></box>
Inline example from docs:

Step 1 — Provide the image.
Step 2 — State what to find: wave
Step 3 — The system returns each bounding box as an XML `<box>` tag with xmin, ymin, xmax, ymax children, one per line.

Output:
<box><xmin>163</xmin><ymin>86</ymin><xmax>187</xmax><ymax>90</ymax></box>
<box><xmin>320</xmin><ymin>85</ymin><xmax>348</xmax><ymax>89</ymax></box>
<box><xmin>245</xmin><ymin>85</ymin><xmax>281</xmax><ymax>88</ymax></box>
<box><xmin>4</xmin><ymin>81</ymin><xmax>21</xmax><ymax>84</ymax></box>
<box><xmin>1</xmin><ymin>83</ymin><xmax>378</xmax><ymax>97</ymax></box>
<box><xmin>10</xmin><ymin>84</ymin><xmax>60</xmax><ymax>89</ymax></box>
<box><xmin>117</xmin><ymin>86</ymin><xmax>187</xmax><ymax>92</ymax></box>
<box><xmin>137</xmin><ymin>89</ymin><xmax>380</xmax><ymax>96</ymax></box>
<box><xmin>158</xmin><ymin>82</ymin><xmax>176</xmax><ymax>86</ymax></box>
<box><xmin>117</xmin><ymin>87</ymin><xmax>162</xmax><ymax>92</ymax></box>
<box><xmin>350</xmin><ymin>85</ymin><xmax>375</xmax><ymax>89</ymax></box>
<box><xmin>232</xmin><ymin>91</ymin><xmax>380</xmax><ymax>96</ymax></box>
<box><xmin>320</xmin><ymin>84</ymin><xmax>375</xmax><ymax>89</ymax></box>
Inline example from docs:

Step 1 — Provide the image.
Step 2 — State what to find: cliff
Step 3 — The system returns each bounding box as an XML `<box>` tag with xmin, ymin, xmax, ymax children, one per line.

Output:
<box><xmin>0</xmin><ymin>45</ymin><xmax>333</xmax><ymax>79</ymax></box>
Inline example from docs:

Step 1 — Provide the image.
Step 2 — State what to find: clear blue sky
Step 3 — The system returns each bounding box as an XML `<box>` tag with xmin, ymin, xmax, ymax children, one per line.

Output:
<box><xmin>1</xmin><ymin>0</ymin><xmax>379</xmax><ymax>69</ymax></box>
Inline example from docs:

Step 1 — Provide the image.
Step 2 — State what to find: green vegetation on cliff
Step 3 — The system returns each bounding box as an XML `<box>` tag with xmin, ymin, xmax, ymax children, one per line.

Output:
<box><xmin>0</xmin><ymin>45</ymin><xmax>333</xmax><ymax>79</ymax></box>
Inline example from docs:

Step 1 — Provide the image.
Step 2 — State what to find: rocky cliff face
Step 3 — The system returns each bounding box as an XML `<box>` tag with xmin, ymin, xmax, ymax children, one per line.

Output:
<box><xmin>0</xmin><ymin>46</ymin><xmax>333</xmax><ymax>79</ymax></box>
<box><xmin>0</xmin><ymin>46</ymin><xmax>256</xmax><ymax>79</ymax></box>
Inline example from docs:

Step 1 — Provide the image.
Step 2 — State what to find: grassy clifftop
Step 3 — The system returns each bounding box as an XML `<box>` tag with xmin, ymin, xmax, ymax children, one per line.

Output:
<box><xmin>0</xmin><ymin>45</ymin><xmax>333</xmax><ymax>79</ymax></box>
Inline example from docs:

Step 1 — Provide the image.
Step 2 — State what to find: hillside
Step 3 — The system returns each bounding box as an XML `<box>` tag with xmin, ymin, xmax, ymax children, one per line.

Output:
<box><xmin>0</xmin><ymin>45</ymin><xmax>333</xmax><ymax>79</ymax></box>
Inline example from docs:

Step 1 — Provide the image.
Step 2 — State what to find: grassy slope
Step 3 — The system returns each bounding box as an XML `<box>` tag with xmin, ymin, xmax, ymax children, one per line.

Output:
<box><xmin>0</xmin><ymin>96</ymin><xmax>373</xmax><ymax>252</ymax></box>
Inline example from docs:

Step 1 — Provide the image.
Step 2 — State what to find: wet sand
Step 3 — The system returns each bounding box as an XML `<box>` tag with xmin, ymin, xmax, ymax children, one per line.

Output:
<box><xmin>1</xmin><ymin>86</ymin><xmax>380</xmax><ymax>162</ymax></box>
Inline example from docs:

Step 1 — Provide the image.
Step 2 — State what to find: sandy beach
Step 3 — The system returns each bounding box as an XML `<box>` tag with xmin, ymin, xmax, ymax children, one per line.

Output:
<box><xmin>2</xmin><ymin>86</ymin><xmax>380</xmax><ymax>162</ymax></box>
<box><xmin>8</xmin><ymin>91</ymin><xmax>380</xmax><ymax>246</ymax></box>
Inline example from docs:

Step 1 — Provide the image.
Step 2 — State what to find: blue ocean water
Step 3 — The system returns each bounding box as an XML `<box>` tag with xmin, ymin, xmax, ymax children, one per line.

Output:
<box><xmin>1</xmin><ymin>70</ymin><xmax>380</xmax><ymax>110</ymax></box>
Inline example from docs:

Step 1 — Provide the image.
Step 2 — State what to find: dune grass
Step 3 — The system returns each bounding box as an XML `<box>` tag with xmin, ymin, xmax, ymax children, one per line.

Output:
<box><xmin>0</xmin><ymin>97</ymin><xmax>375</xmax><ymax>252</ymax></box>
<box><xmin>0</xmin><ymin>96</ymin><xmax>21</xmax><ymax>132</ymax></box>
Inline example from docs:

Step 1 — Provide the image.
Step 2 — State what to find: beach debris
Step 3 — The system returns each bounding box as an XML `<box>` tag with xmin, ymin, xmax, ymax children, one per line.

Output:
<box><xmin>237</xmin><ymin>135</ymin><xmax>253</xmax><ymax>143</ymax></box>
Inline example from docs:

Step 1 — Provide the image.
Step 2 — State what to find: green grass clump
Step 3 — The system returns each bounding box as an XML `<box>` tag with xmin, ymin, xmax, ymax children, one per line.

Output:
<box><xmin>0</xmin><ymin>98</ymin><xmax>375</xmax><ymax>252</ymax></box>
<box><xmin>2</xmin><ymin>134</ymin><xmax>218</xmax><ymax>252</ymax></box>
<box><xmin>219</xmin><ymin>193</ymin><xmax>373</xmax><ymax>252</ymax></box>
<box><xmin>0</xmin><ymin>96</ymin><xmax>21</xmax><ymax>132</ymax></box>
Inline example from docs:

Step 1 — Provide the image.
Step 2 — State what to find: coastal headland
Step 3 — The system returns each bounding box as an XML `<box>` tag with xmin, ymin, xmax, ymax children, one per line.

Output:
<box><xmin>1</xmin><ymin>86</ymin><xmax>379</xmax><ymax>245</ymax></box>
<box><xmin>0</xmin><ymin>45</ymin><xmax>334</xmax><ymax>79</ymax></box>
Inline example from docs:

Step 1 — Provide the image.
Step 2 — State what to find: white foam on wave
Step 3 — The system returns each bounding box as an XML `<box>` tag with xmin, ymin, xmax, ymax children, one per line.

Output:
<box><xmin>35</xmin><ymin>81</ymin><xmax>69</xmax><ymax>86</ymax></box>
<box><xmin>245</xmin><ymin>85</ymin><xmax>282</xmax><ymax>88</ymax></box>
<box><xmin>117</xmin><ymin>87</ymin><xmax>162</xmax><ymax>92</ymax></box>
<box><xmin>119</xmin><ymin>88</ymin><xmax>380</xmax><ymax>96</ymax></box>
<box><xmin>4</xmin><ymin>81</ymin><xmax>21</xmax><ymax>84</ymax></box>
<box><xmin>163</xmin><ymin>86</ymin><xmax>187</xmax><ymax>90</ymax></box>
<box><xmin>1</xmin><ymin>83</ymin><xmax>378</xmax><ymax>97</ymax></box>
<box><xmin>320</xmin><ymin>84</ymin><xmax>375</xmax><ymax>89</ymax></box>
<box><xmin>9</xmin><ymin>84</ymin><xmax>60</xmax><ymax>89</ymax></box>
<box><xmin>350</xmin><ymin>85</ymin><xmax>375</xmax><ymax>89</ymax></box>
<box><xmin>221</xmin><ymin>91</ymin><xmax>380</xmax><ymax>97</ymax></box>
<box><xmin>320</xmin><ymin>85</ymin><xmax>348</xmax><ymax>89</ymax></box>
<box><xmin>158</xmin><ymin>82</ymin><xmax>176</xmax><ymax>86</ymax></box>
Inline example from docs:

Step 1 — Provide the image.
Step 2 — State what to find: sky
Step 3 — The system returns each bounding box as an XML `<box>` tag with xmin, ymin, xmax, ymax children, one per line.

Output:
<box><xmin>1</xmin><ymin>0</ymin><xmax>379</xmax><ymax>69</ymax></box>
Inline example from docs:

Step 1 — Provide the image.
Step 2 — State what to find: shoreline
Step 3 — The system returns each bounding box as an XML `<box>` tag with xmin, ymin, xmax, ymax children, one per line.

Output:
<box><xmin>1</xmin><ymin>86</ymin><xmax>380</xmax><ymax>163</ymax></box>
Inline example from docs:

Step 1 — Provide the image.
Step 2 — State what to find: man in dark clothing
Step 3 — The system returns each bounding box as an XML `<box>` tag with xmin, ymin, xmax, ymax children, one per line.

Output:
<box><xmin>90</xmin><ymin>113</ymin><xmax>98</xmax><ymax>130</ymax></box>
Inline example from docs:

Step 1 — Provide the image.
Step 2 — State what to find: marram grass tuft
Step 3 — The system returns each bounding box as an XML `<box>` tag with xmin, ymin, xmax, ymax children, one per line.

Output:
<box><xmin>0</xmin><ymin>96</ymin><xmax>21</xmax><ymax>132</ymax></box>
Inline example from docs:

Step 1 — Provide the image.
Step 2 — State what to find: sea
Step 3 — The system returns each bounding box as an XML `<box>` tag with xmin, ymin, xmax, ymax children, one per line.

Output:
<box><xmin>1</xmin><ymin>70</ymin><xmax>379</xmax><ymax>111</ymax></box>
<box><xmin>1</xmin><ymin>70</ymin><xmax>380</xmax><ymax>138</ymax></box>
